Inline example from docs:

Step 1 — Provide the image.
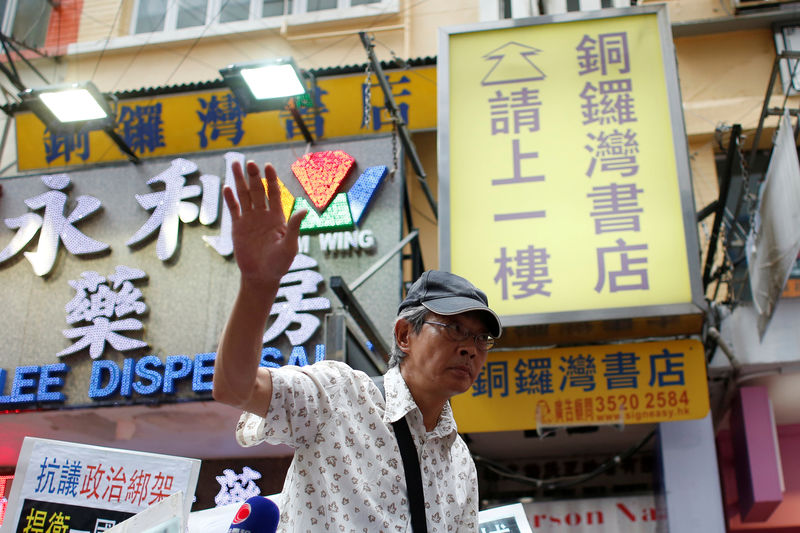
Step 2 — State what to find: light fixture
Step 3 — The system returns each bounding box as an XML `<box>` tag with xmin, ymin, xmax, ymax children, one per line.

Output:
<box><xmin>241</xmin><ymin>64</ymin><xmax>306</xmax><ymax>100</ymax></box>
<box><xmin>220</xmin><ymin>57</ymin><xmax>315</xmax><ymax>143</ymax></box>
<box><xmin>19</xmin><ymin>81</ymin><xmax>140</xmax><ymax>163</ymax></box>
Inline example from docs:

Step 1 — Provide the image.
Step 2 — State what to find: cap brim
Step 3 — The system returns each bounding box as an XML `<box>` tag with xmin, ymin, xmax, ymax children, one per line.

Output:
<box><xmin>421</xmin><ymin>297</ymin><xmax>502</xmax><ymax>338</ymax></box>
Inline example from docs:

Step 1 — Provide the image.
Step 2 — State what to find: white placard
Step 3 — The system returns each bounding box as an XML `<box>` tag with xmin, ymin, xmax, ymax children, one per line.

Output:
<box><xmin>1</xmin><ymin>437</ymin><xmax>200</xmax><ymax>533</ymax></box>
<box><xmin>480</xmin><ymin>502</ymin><xmax>534</xmax><ymax>533</ymax></box>
<box><xmin>186</xmin><ymin>501</ymin><xmax>242</xmax><ymax>533</ymax></box>
<box><xmin>104</xmin><ymin>491</ymin><xmax>184</xmax><ymax>533</ymax></box>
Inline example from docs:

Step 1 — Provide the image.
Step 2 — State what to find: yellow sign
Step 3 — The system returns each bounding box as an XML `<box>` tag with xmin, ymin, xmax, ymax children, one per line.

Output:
<box><xmin>451</xmin><ymin>339</ymin><xmax>708</xmax><ymax>432</ymax></box>
<box><xmin>16</xmin><ymin>66</ymin><xmax>437</xmax><ymax>170</ymax></box>
<box><xmin>441</xmin><ymin>8</ymin><xmax>701</xmax><ymax>325</ymax></box>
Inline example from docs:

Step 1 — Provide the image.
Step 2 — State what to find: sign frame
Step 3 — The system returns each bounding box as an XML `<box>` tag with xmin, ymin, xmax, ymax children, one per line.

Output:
<box><xmin>437</xmin><ymin>5</ymin><xmax>705</xmax><ymax>335</ymax></box>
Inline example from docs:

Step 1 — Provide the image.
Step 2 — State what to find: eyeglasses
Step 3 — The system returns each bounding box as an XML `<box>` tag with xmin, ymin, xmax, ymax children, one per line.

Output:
<box><xmin>423</xmin><ymin>320</ymin><xmax>495</xmax><ymax>351</ymax></box>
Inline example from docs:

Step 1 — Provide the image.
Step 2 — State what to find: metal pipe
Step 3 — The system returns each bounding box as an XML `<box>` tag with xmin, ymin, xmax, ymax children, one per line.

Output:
<box><xmin>707</xmin><ymin>326</ymin><xmax>741</xmax><ymax>373</ymax></box>
<box><xmin>702</xmin><ymin>124</ymin><xmax>741</xmax><ymax>289</ymax></box>
<box><xmin>105</xmin><ymin>128</ymin><xmax>141</xmax><ymax>164</ymax></box>
<box><xmin>287</xmin><ymin>98</ymin><xmax>314</xmax><ymax>144</ymax></box>
<box><xmin>350</xmin><ymin>229</ymin><xmax>419</xmax><ymax>291</ymax></box>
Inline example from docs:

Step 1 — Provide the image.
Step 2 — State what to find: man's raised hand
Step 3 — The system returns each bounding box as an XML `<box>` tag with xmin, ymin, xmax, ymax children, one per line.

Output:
<box><xmin>223</xmin><ymin>160</ymin><xmax>306</xmax><ymax>291</ymax></box>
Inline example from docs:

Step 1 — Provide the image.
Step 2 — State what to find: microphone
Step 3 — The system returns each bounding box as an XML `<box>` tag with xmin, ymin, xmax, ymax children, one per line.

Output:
<box><xmin>228</xmin><ymin>496</ymin><xmax>280</xmax><ymax>533</ymax></box>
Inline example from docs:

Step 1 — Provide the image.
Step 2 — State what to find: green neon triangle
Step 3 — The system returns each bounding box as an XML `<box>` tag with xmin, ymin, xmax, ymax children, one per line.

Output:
<box><xmin>295</xmin><ymin>193</ymin><xmax>354</xmax><ymax>233</ymax></box>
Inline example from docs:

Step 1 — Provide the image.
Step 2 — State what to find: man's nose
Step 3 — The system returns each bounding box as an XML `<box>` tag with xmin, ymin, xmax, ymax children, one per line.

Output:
<box><xmin>458</xmin><ymin>341</ymin><xmax>478</xmax><ymax>358</ymax></box>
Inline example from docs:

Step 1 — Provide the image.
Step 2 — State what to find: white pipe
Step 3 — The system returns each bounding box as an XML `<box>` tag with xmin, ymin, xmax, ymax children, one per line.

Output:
<box><xmin>284</xmin><ymin>24</ymin><xmax>405</xmax><ymax>41</ymax></box>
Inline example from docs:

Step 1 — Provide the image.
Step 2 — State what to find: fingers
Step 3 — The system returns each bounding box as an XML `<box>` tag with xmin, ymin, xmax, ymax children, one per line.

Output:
<box><xmin>222</xmin><ymin>185</ymin><xmax>240</xmax><ymax>221</ymax></box>
<box><xmin>231</xmin><ymin>161</ymin><xmax>252</xmax><ymax>212</ymax></box>
<box><xmin>248</xmin><ymin>161</ymin><xmax>268</xmax><ymax>210</ymax></box>
<box><xmin>232</xmin><ymin>160</ymin><xmax>285</xmax><ymax>216</ymax></box>
<box><xmin>264</xmin><ymin>163</ymin><xmax>283</xmax><ymax>215</ymax></box>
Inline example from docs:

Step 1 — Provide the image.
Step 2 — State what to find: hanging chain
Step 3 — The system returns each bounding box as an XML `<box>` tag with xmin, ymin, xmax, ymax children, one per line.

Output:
<box><xmin>390</xmin><ymin>119</ymin><xmax>399</xmax><ymax>179</ymax></box>
<box><xmin>361</xmin><ymin>62</ymin><xmax>372</xmax><ymax>130</ymax></box>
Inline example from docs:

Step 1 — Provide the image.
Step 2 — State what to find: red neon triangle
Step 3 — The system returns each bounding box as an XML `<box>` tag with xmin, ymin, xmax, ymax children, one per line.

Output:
<box><xmin>290</xmin><ymin>150</ymin><xmax>355</xmax><ymax>211</ymax></box>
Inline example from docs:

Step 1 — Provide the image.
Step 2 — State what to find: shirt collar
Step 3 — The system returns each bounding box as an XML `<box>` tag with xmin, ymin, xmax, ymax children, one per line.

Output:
<box><xmin>382</xmin><ymin>365</ymin><xmax>459</xmax><ymax>440</ymax></box>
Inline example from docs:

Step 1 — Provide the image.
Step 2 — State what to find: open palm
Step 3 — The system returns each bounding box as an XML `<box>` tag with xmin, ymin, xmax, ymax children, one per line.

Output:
<box><xmin>223</xmin><ymin>160</ymin><xmax>306</xmax><ymax>290</ymax></box>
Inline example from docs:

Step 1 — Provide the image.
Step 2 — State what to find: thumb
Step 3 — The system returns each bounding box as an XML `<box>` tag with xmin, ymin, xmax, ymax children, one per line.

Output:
<box><xmin>286</xmin><ymin>209</ymin><xmax>307</xmax><ymax>241</ymax></box>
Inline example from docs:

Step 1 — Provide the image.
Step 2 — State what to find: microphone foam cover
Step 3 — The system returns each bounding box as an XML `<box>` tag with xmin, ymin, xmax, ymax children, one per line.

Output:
<box><xmin>228</xmin><ymin>496</ymin><xmax>280</xmax><ymax>533</ymax></box>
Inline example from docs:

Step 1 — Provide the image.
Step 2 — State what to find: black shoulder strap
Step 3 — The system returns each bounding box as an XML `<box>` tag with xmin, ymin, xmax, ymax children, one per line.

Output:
<box><xmin>372</xmin><ymin>375</ymin><xmax>428</xmax><ymax>533</ymax></box>
<box><xmin>392</xmin><ymin>416</ymin><xmax>428</xmax><ymax>533</ymax></box>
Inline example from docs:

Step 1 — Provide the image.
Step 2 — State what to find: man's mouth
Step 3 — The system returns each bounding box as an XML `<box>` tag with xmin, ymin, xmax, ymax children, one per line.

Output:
<box><xmin>450</xmin><ymin>365</ymin><xmax>472</xmax><ymax>379</ymax></box>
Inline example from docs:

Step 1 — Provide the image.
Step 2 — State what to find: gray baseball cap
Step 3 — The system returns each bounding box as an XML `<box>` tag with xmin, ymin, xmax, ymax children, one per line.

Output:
<box><xmin>398</xmin><ymin>270</ymin><xmax>502</xmax><ymax>338</ymax></box>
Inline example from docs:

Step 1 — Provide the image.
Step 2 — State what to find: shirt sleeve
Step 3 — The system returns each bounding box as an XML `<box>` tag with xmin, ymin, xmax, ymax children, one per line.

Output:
<box><xmin>234</xmin><ymin>361</ymin><xmax>354</xmax><ymax>448</ymax></box>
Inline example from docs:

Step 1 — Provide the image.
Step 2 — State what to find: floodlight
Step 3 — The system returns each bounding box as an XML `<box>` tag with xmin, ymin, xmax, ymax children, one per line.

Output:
<box><xmin>20</xmin><ymin>81</ymin><xmax>114</xmax><ymax>132</ymax></box>
<box><xmin>241</xmin><ymin>64</ymin><xmax>306</xmax><ymax>100</ymax></box>
<box><xmin>19</xmin><ymin>81</ymin><xmax>140</xmax><ymax>163</ymax></box>
<box><xmin>220</xmin><ymin>57</ymin><xmax>310</xmax><ymax>113</ymax></box>
<box><xmin>39</xmin><ymin>89</ymin><xmax>109</xmax><ymax>122</ymax></box>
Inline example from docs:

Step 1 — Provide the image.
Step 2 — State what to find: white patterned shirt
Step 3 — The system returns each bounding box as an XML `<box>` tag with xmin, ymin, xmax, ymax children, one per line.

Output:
<box><xmin>236</xmin><ymin>360</ymin><xmax>479</xmax><ymax>532</ymax></box>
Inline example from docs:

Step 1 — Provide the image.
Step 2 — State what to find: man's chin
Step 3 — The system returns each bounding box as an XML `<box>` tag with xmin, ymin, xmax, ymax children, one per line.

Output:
<box><xmin>447</xmin><ymin>377</ymin><xmax>475</xmax><ymax>396</ymax></box>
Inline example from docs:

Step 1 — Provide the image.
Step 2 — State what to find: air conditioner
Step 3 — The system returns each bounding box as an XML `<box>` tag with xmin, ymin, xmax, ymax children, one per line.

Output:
<box><xmin>733</xmin><ymin>0</ymin><xmax>800</xmax><ymax>12</ymax></box>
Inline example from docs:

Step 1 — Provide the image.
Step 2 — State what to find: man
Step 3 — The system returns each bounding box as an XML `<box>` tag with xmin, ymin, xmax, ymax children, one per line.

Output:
<box><xmin>213</xmin><ymin>160</ymin><xmax>502</xmax><ymax>532</ymax></box>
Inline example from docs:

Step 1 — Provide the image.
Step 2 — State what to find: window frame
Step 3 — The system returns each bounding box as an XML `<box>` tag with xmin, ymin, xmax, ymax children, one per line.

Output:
<box><xmin>130</xmin><ymin>0</ymin><xmax>393</xmax><ymax>36</ymax></box>
<box><xmin>480</xmin><ymin>0</ymin><xmax>632</xmax><ymax>20</ymax></box>
<box><xmin>1</xmin><ymin>0</ymin><xmax>53</xmax><ymax>50</ymax></box>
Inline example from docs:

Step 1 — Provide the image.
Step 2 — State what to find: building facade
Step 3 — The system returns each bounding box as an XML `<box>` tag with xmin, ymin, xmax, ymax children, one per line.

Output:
<box><xmin>0</xmin><ymin>0</ymin><xmax>799</xmax><ymax>531</ymax></box>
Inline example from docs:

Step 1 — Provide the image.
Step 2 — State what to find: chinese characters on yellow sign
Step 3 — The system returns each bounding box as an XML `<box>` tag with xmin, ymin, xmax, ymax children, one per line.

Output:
<box><xmin>16</xmin><ymin>66</ymin><xmax>437</xmax><ymax>171</ymax></box>
<box><xmin>451</xmin><ymin>340</ymin><xmax>708</xmax><ymax>432</ymax></box>
<box><xmin>441</xmin><ymin>8</ymin><xmax>702</xmax><ymax>325</ymax></box>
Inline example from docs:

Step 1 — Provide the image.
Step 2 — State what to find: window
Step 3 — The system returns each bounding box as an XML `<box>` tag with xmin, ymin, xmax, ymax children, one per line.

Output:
<box><xmin>133</xmin><ymin>0</ymin><xmax>390</xmax><ymax>35</ymax></box>
<box><xmin>135</xmin><ymin>0</ymin><xmax>167</xmax><ymax>33</ymax></box>
<box><xmin>485</xmin><ymin>0</ymin><xmax>632</xmax><ymax>19</ymax></box>
<box><xmin>500</xmin><ymin>0</ymin><xmax>512</xmax><ymax>19</ymax></box>
<box><xmin>134</xmin><ymin>0</ymin><xmax>208</xmax><ymax>33</ymax></box>
<box><xmin>307</xmin><ymin>0</ymin><xmax>380</xmax><ymax>9</ymax></box>
<box><xmin>262</xmin><ymin>0</ymin><xmax>292</xmax><ymax>17</ymax></box>
<box><xmin>1</xmin><ymin>0</ymin><xmax>52</xmax><ymax>49</ymax></box>
<box><xmin>221</xmin><ymin>0</ymin><xmax>251</xmax><ymax>22</ymax></box>
<box><xmin>307</xmin><ymin>0</ymin><xmax>337</xmax><ymax>10</ymax></box>
<box><xmin>177</xmin><ymin>0</ymin><xmax>209</xmax><ymax>29</ymax></box>
<box><xmin>543</xmin><ymin>0</ymin><xmax>632</xmax><ymax>14</ymax></box>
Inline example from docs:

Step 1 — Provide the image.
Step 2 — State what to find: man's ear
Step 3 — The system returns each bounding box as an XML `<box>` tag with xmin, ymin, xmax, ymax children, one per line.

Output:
<box><xmin>394</xmin><ymin>319</ymin><xmax>413</xmax><ymax>354</ymax></box>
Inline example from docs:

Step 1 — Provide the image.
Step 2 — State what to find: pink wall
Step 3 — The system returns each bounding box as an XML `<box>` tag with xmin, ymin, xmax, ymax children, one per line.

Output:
<box><xmin>718</xmin><ymin>424</ymin><xmax>800</xmax><ymax>531</ymax></box>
